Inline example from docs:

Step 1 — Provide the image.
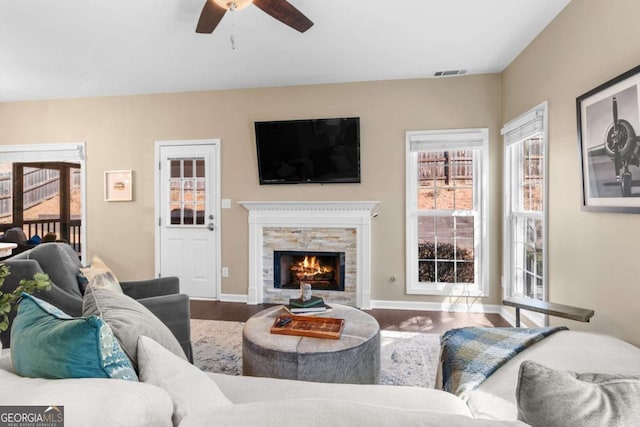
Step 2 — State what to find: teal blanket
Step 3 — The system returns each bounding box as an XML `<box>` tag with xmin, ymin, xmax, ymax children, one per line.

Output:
<box><xmin>441</xmin><ymin>326</ymin><xmax>567</xmax><ymax>401</ymax></box>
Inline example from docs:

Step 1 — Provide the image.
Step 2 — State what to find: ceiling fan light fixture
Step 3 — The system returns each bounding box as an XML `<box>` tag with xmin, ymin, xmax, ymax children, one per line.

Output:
<box><xmin>212</xmin><ymin>0</ymin><xmax>253</xmax><ymax>11</ymax></box>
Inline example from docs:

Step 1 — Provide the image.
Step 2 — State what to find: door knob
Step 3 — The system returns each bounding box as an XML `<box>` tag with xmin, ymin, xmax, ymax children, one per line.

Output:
<box><xmin>208</xmin><ymin>223</ymin><xmax>215</xmax><ymax>231</ymax></box>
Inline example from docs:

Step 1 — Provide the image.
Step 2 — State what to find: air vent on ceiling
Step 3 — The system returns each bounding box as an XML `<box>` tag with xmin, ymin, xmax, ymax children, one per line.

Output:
<box><xmin>434</xmin><ymin>69</ymin><xmax>467</xmax><ymax>77</ymax></box>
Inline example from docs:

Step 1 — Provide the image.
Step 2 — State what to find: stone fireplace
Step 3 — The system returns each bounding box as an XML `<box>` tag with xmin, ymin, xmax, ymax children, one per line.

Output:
<box><xmin>239</xmin><ymin>201</ymin><xmax>378</xmax><ymax>308</ymax></box>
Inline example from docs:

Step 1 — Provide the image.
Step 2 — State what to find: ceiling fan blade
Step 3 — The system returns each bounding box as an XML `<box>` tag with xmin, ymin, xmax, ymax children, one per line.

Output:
<box><xmin>196</xmin><ymin>0</ymin><xmax>227</xmax><ymax>34</ymax></box>
<box><xmin>253</xmin><ymin>0</ymin><xmax>313</xmax><ymax>33</ymax></box>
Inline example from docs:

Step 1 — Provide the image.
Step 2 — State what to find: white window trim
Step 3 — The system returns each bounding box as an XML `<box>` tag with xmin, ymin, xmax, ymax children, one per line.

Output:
<box><xmin>405</xmin><ymin>128</ymin><xmax>489</xmax><ymax>296</ymax></box>
<box><xmin>502</xmin><ymin>101</ymin><xmax>548</xmax><ymax>326</ymax></box>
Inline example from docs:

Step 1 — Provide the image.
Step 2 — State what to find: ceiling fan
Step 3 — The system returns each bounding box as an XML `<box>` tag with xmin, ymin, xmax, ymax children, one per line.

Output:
<box><xmin>196</xmin><ymin>0</ymin><xmax>313</xmax><ymax>34</ymax></box>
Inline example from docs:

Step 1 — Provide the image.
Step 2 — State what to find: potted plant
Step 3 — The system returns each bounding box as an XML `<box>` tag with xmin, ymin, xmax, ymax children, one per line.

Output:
<box><xmin>0</xmin><ymin>263</ymin><xmax>50</xmax><ymax>332</ymax></box>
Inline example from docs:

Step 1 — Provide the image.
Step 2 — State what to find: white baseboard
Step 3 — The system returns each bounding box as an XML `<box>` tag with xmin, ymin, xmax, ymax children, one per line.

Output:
<box><xmin>370</xmin><ymin>299</ymin><xmax>504</xmax><ymax>315</ymax></box>
<box><xmin>219</xmin><ymin>293</ymin><xmax>248</xmax><ymax>303</ymax></box>
<box><xmin>500</xmin><ymin>306</ymin><xmax>517</xmax><ymax>326</ymax></box>
<box><xmin>202</xmin><ymin>295</ymin><xmax>511</xmax><ymax>323</ymax></box>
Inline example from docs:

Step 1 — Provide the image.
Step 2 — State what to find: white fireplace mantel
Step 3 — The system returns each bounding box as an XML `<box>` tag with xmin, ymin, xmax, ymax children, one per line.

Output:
<box><xmin>240</xmin><ymin>201</ymin><xmax>379</xmax><ymax>308</ymax></box>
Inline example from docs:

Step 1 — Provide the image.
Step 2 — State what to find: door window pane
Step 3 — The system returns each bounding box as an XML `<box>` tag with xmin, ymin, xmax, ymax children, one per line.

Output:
<box><xmin>196</xmin><ymin>160</ymin><xmax>205</xmax><ymax>178</ymax></box>
<box><xmin>170</xmin><ymin>160</ymin><xmax>181</xmax><ymax>178</ymax></box>
<box><xmin>184</xmin><ymin>161</ymin><xmax>194</xmax><ymax>178</ymax></box>
<box><xmin>168</xmin><ymin>158</ymin><xmax>206</xmax><ymax>226</ymax></box>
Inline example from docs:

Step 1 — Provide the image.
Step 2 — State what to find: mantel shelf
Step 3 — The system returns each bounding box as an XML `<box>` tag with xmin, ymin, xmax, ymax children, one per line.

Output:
<box><xmin>239</xmin><ymin>201</ymin><xmax>379</xmax><ymax>212</ymax></box>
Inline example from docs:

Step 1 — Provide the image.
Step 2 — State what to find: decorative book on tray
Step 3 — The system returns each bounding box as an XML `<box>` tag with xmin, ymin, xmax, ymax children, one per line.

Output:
<box><xmin>287</xmin><ymin>296</ymin><xmax>331</xmax><ymax>314</ymax></box>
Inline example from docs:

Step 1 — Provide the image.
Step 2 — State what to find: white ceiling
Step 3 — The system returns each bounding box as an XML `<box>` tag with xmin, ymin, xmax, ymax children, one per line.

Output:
<box><xmin>0</xmin><ymin>0</ymin><xmax>570</xmax><ymax>102</ymax></box>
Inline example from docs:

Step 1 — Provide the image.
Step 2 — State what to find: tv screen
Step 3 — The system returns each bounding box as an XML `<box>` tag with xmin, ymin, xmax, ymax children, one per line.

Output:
<box><xmin>255</xmin><ymin>117</ymin><xmax>360</xmax><ymax>185</ymax></box>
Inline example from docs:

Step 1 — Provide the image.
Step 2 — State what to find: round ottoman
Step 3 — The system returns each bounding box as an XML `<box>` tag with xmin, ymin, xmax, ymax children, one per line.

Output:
<box><xmin>242</xmin><ymin>304</ymin><xmax>380</xmax><ymax>384</ymax></box>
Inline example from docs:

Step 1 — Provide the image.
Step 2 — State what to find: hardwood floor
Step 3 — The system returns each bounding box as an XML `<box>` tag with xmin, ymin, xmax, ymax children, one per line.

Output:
<box><xmin>190</xmin><ymin>300</ymin><xmax>510</xmax><ymax>334</ymax></box>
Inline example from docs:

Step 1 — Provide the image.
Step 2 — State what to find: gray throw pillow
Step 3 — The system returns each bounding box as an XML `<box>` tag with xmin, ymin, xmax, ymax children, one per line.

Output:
<box><xmin>82</xmin><ymin>283</ymin><xmax>187</xmax><ymax>369</ymax></box>
<box><xmin>516</xmin><ymin>360</ymin><xmax>640</xmax><ymax>427</ymax></box>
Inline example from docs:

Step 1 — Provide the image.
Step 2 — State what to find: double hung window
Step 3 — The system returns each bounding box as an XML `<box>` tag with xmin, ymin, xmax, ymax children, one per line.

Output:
<box><xmin>406</xmin><ymin>129</ymin><xmax>488</xmax><ymax>296</ymax></box>
<box><xmin>502</xmin><ymin>102</ymin><xmax>548</xmax><ymax>311</ymax></box>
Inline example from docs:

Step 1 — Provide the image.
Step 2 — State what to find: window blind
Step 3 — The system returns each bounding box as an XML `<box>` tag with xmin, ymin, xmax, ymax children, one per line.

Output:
<box><xmin>0</xmin><ymin>143</ymin><xmax>85</xmax><ymax>162</ymax></box>
<box><xmin>501</xmin><ymin>105</ymin><xmax>545</xmax><ymax>146</ymax></box>
<box><xmin>409</xmin><ymin>128</ymin><xmax>487</xmax><ymax>152</ymax></box>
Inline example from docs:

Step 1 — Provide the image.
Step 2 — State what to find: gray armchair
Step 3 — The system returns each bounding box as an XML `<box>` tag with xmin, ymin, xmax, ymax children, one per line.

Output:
<box><xmin>0</xmin><ymin>243</ymin><xmax>192</xmax><ymax>362</ymax></box>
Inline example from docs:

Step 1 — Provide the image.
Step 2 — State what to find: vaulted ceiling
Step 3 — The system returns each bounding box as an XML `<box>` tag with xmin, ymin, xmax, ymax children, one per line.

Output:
<box><xmin>0</xmin><ymin>0</ymin><xmax>570</xmax><ymax>102</ymax></box>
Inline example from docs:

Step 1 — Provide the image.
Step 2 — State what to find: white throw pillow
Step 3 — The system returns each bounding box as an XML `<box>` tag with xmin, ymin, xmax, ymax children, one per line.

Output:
<box><xmin>136</xmin><ymin>335</ymin><xmax>233</xmax><ymax>425</ymax></box>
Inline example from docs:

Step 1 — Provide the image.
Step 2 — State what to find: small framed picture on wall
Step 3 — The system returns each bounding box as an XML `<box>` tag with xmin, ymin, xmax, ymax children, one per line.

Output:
<box><xmin>104</xmin><ymin>170</ymin><xmax>133</xmax><ymax>202</ymax></box>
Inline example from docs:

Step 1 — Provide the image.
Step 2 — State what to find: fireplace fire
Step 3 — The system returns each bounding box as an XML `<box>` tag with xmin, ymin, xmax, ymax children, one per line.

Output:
<box><xmin>274</xmin><ymin>250</ymin><xmax>345</xmax><ymax>291</ymax></box>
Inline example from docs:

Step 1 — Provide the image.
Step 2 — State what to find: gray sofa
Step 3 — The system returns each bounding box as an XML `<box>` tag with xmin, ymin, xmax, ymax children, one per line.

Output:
<box><xmin>0</xmin><ymin>243</ymin><xmax>192</xmax><ymax>361</ymax></box>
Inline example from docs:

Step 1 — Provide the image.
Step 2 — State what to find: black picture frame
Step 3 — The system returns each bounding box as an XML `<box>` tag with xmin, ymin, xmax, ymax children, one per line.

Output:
<box><xmin>577</xmin><ymin>64</ymin><xmax>640</xmax><ymax>213</ymax></box>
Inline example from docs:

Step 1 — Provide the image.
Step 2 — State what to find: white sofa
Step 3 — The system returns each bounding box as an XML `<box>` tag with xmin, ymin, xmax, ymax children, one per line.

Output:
<box><xmin>467</xmin><ymin>330</ymin><xmax>640</xmax><ymax>421</ymax></box>
<box><xmin>2</xmin><ymin>329</ymin><xmax>639</xmax><ymax>427</ymax></box>
<box><xmin>0</xmin><ymin>336</ymin><xmax>526</xmax><ymax>427</ymax></box>
<box><xmin>4</xmin><ymin>252</ymin><xmax>638</xmax><ymax>426</ymax></box>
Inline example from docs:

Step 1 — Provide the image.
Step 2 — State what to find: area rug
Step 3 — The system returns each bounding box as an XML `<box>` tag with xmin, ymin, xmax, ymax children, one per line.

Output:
<box><xmin>191</xmin><ymin>319</ymin><xmax>441</xmax><ymax>388</ymax></box>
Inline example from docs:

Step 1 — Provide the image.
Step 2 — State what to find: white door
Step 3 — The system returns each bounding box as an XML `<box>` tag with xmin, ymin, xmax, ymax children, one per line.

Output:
<box><xmin>155</xmin><ymin>140</ymin><xmax>220</xmax><ymax>299</ymax></box>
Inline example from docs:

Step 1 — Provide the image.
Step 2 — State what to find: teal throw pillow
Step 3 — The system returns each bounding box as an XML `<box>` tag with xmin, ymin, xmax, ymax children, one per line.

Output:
<box><xmin>11</xmin><ymin>293</ymin><xmax>137</xmax><ymax>381</ymax></box>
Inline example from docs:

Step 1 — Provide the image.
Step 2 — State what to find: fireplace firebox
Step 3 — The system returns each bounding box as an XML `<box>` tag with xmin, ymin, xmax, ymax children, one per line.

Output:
<box><xmin>273</xmin><ymin>250</ymin><xmax>345</xmax><ymax>291</ymax></box>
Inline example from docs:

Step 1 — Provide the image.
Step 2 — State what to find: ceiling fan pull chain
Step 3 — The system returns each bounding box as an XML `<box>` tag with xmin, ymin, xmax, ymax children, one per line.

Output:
<box><xmin>230</xmin><ymin>13</ymin><xmax>237</xmax><ymax>50</ymax></box>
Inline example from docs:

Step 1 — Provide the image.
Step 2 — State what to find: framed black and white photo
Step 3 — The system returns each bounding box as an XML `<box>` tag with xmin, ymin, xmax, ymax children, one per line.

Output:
<box><xmin>577</xmin><ymin>64</ymin><xmax>640</xmax><ymax>213</ymax></box>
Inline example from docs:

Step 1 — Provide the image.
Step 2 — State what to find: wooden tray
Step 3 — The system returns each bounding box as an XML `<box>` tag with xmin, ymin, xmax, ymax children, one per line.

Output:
<box><xmin>270</xmin><ymin>314</ymin><xmax>345</xmax><ymax>340</ymax></box>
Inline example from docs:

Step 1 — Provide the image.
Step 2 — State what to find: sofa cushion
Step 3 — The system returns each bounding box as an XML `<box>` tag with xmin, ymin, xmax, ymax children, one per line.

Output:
<box><xmin>79</xmin><ymin>254</ymin><xmax>123</xmax><ymax>294</ymax></box>
<box><xmin>0</xmin><ymin>368</ymin><xmax>172</xmax><ymax>427</ymax></box>
<box><xmin>179</xmin><ymin>399</ymin><xmax>529</xmax><ymax>427</ymax></box>
<box><xmin>137</xmin><ymin>335</ymin><xmax>232</xmax><ymax>425</ymax></box>
<box><xmin>516</xmin><ymin>360</ymin><xmax>640</xmax><ymax>427</ymax></box>
<box><xmin>82</xmin><ymin>283</ymin><xmax>187</xmax><ymax>369</ymax></box>
<box><xmin>209</xmin><ymin>371</ymin><xmax>473</xmax><ymax>415</ymax></box>
<box><xmin>11</xmin><ymin>293</ymin><xmax>137</xmax><ymax>380</ymax></box>
<box><xmin>17</xmin><ymin>243</ymin><xmax>83</xmax><ymax>297</ymax></box>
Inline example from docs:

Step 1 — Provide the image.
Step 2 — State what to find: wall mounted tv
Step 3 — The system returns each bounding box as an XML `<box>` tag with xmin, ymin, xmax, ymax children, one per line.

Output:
<box><xmin>254</xmin><ymin>117</ymin><xmax>360</xmax><ymax>185</ymax></box>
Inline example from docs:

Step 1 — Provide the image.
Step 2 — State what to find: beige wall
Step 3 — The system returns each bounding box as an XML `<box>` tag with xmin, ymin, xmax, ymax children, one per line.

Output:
<box><xmin>502</xmin><ymin>0</ymin><xmax>640</xmax><ymax>345</ymax></box>
<box><xmin>6</xmin><ymin>0</ymin><xmax>637</xmax><ymax>343</ymax></box>
<box><xmin>0</xmin><ymin>75</ymin><xmax>504</xmax><ymax>305</ymax></box>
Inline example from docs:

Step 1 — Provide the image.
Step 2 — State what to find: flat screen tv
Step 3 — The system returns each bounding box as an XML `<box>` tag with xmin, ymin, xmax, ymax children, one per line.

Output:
<box><xmin>254</xmin><ymin>117</ymin><xmax>360</xmax><ymax>185</ymax></box>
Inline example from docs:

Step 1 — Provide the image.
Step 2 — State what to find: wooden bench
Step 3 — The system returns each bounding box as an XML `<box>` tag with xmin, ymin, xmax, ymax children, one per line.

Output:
<box><xmin>503</xmin><ymin>296</ymin><xmax>594</xmax><ymax>327</ymax></box>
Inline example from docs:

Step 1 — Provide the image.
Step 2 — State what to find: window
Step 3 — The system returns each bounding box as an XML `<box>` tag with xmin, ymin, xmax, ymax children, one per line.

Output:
<box><xmin>406</xmin><ymin>129</ymin><xmax>489</xmax><ymax>296</ymax></box>
<box><xmin>0</xmin><ymin>143</ymin><xmax>86</xmax><ymax>260</ymax></box>
<box><xmin>503</xmin><ymin>102</ymin><xmax>548</xmax><ymax>314</ymax></box>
